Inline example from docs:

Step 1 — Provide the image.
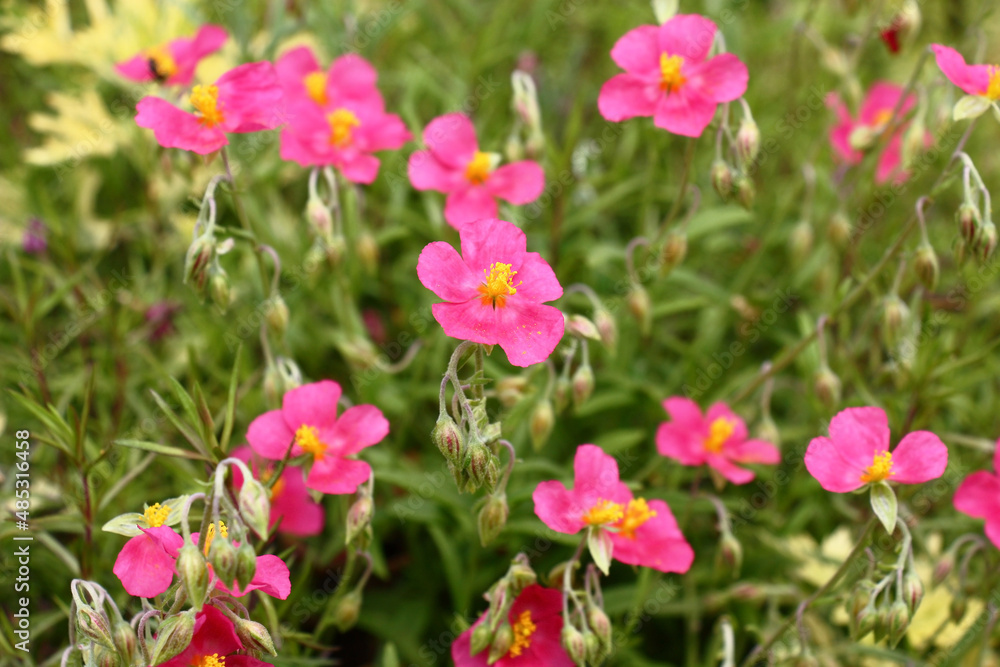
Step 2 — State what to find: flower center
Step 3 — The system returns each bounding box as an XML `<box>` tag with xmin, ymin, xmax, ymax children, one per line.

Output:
<box><xmin>304</xmin><ymin>71</ymin><xmax>328</xmax><ymax>106</ymax></box>
<box><xmin>872</xmin><ymin>108</ymin><xmax>893</xmax><ymax>130</ymax></box>
<box><xmin>328</xmin><ymin>109</ymin><xmax>361</xmax><ymax>148</ymax></box>
<box><xmin>659</xmin><ymin>54</ymin><xmax>687</xmax><ymax>94</ymax></box>
<box><xmin>704</xmin><ymin>417</ymin><xmax>735</xmax><ymax>454</ymax></box>
<box><xmin>987</xmin><ymin>66</ymin><xmax>1000</xmax><ymax>101</ymax></box>
<box><xmin>465</xmin><ymin>151</ymin><xmax>493</xmax><ymax>185</ymax></box>
<box><xmin>190</xmin><ymin>85</ymin><xmax>225</xmax><ymax>128</ymax></box>
<box><xmin>203</xmin><ymin>521</ymin><xmax>228</xmax><ymax>556</ymax></box>
<box><xmin>860</xmin><ymin>451</ymin><xmax>895</xmax><ymax>483</ymax></box>
<box><xmin>191</xmin><ymin>653</ymin><xmax>225</xmax><ymax>667</ymax></box>
<box><xmin>295</xmin><ymin>424</ymin><xmax>328</xmax><ymax>460</ymax></box>
<box><xmin>143</xmin><ymin>502</ymin><xmax>170</xmax><ymax>528</ymax></box>
<box><xmin>507</xmin><ymin>610</ymin><xmax>537</xmax><ymax>657</ymax></box>
<box><xmin>146</xmin><ymin>45</ymin><xmax>177</xmax><ymax>80</ymax></box>
<box><xmin>614</xmin><ymin>498</ymin><xmax>657</xmax><ymax>540</ymax></box>
<box><xmin>477</xmin><ymin>262</ymin><xmax>520</xmax><ymax>309</ymax></box>
<box><xmin>582</xmin><ymin>499</ymin><xmax>624</xmax><ymax>526</ymax></box>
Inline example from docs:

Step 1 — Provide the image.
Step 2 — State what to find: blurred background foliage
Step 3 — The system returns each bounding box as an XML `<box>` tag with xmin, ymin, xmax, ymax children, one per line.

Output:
<box><xmin>1</xmin><ymin>0</ymin><xmax>1000</xmax><ymax>665</ymax></box>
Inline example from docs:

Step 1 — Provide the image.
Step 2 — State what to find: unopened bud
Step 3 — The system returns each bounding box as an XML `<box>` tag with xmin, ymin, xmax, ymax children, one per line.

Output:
<box><xmin>467</xmin><ymin>442</ymin><xmax>492</xmax><ymax>490</ymax></box>
<box><xmin>357</xmin><ymin>232</ymin><xmax>379</xmax><ymax>274</ymax></box>
<box><xmin>913</xmin><ymin>243</ymin><xmax>939</xmax><ymax>290</ymax></box>
<box><xmin>346</xmin><ymin>496</ymin><xmax>374</xmax><ymax>548</ymax></box>
<box><xmin>470</xmin><ymin>624</ymin><xmax>494</xmax><ymax>655</ymax></box>
<box><xmin>176</xmin><ymin>543</ymin><xmax>210</xmax><ymax>609</ymax></box>
<box><xmin>882</xmin><ymin>295</ymin><xmax>910</xmax><ymax>348</ymax></box>
<box><xmin>735</xmin><ymin>175</ymin><xmax>755</xmax><ymax>209</ymax></box>
<box><xmin>874</xmin><ymin>601</ymin><xmax>891</xmax><ymax>643</ymax></box>
<box><xmin>813</xmin><ymin>365</ymin><xmax>842</xmax><ymax>409</ymax></box>
<box><xmin>903</xmin><ymin>571</ymin><xmax>924</xmax><ymax>613</ymax></box>
<box><xmin>977</xmin><ymin>221</ymin><xmax>998</xmax><ymax>259</ymax></box>
<box><xmin>932</xmin><ymin>553</ymin><xmax>955</xmax><ymax>586</ymax></box>
<box><xmin>505</xmin><ymin>133</ymin><xmax>525</xmax><ymax>162</ymax></box>
<box><xmin>530</xmin><ymin>399</ymin><xmax>555</xmax><ymax>451</ymax></box>
<box><xmin>234</xmin><ymin>617</ymin><xmax>277</xmax><ymax>656</ymax></box>
<box><xmin>149</xmin><ymin>611</ymin><xmax>196</xmax><ymax>666</ymax></box>
<box><xmin>561</xmin><ymin>625</ymin><xmax>587</xmax><ymax>664</ymax></box>
<box><xmin>583</xmin><ymin>630</ymin><xmax>604</xmax><ymax>664</ymax></box>
<box><xmin>184</xmin><ymin>237</ymin><xmax>215</xmax><ymax>291</ymax></box>
<box><xmin>235</xmin><ymin>542</ymin><xmax>257</xmax><ymax>591</ymax></box>
<box><xmin>593</xmin><ymin>308</ymin><xmax>617</xmax><ymax>353</ymax></box>
<box><xmin>954</xmin><ymin>238</ymin><xmax>968</xmax><ymax>265</ymax></box>
<box><xmin>718</xmin><ymin>532</ymin><xmax>743</xmax><ymax>576</ymax></box>
<box><xmin>432</xmin><ymin>414</ymin><xmax>465</xmax><ymax>465</ymax></box>
<box><xmin>586</xmin><ymin>606</ymin><xmax>612</xmax><ymax>648</ymax></box>
<box><xmin>332</xmin><ymin>590</ymin><xmax>362</xmax><ymax>631</ymax></box>
<box><xmin>488</xmin><ymin>623</ymin><xmax>514</xmax><ymax>664</ymax></box>
<box><xmin>209</xmin><ymin>535</ymin><xmax>238</xmax><ymax>588</ymax></box>
<box><xmin>506</xmin><ymin>555</ymin><xmax>537</xmax><ymax>592</ymax></box>
<box><xmin>76</xmin><ymin>605</ymin><xmax>114</xmax><ymax>647</ymax></box>
<box><xmin>571</xmin><ymin>363</ymin><xmax>595</xmax><ymax>409</ymax></box>
<box><xmin>239</xmin><ymin>478</ymin><xmax>271</xmax><ymax>539</ymax></box>
<box><xmin>852</xmin><ymin>604</ymin><xmax>877</xmax><ymax>640</ymax></box>
<box><xmin>950</xmin><ymin>593</ymin><xmax>967</xmax><ymax>624</ymax></box>
<box><xmin>266</xmin><ymin>295</ymin><xmax>289</xmax><ymax>337</ymax></box>
<box><xmin>849</xmin><ymin>125</ymin><xmax>878</xmax><ymax>151</ymax></box>
<box><xmin>263</xmin><ymin>365</ymin><xmax>282</xmax><ymax>407</ymax></box>
<box><xmin>112</xmin><ymin>621</ymin><xmax>138</xmax><ymax>661</ymax></box>
<box><xmin>496</xmin><ymin>376</ymin><xmax>529</xmax><ymax>408</ymax></box>
<box><xmin>627</xmin><ymin>285</ymin><xmax>652</xmax><ymax>336</ymax></box>
<box><xmin>567</xmin><ymin>314</ymin><xmax>600</xmax><ymax>340</ymax></box>
<box><xmin>736</xmin><ymin>118</ymin><xmax>761</xmax><ymax>169</ymax></box>
<box><xmin>887</xmin><ymin>599</ymin><xmax>910</xmax><ymax>647</ymax></box>
<box><xmin>92</xmin><ymin>646</ymin><xmax>121</xmax><ymax>667</ymax></box>
<box><xmin>848</xmin><ymin>581</ymin><xmax>876</xmax><ymax>620</ymax></box>
<box><xmin>754</xmin><ymin>415</ymin><xmax>781</xmax><ymax>448</ymax></box>
<box><xmin>711</xmin><ymin>160</ymin><xmax>734</xmax><ymax>201</ymax></box>
<box><xmin>957</xmin><ymin>203</ymin><xmax>981</xmax><ymax>244</ymax></box>
<box><xmin>546</xmin><ymin>560</ymin><xmax>578</xmax><ymax>589</ymax></box>
<box><xmin>478</xmin><ymin>494</ymin><xmax>509</xmax><ymax>547</ymax></box>
<box><xmin>305</xmin><ymin>196</ymin><xmax>333</xmax><ymax>239</ymax></box>
<box><xmin>326</xmin><ymin>234</ymin><xmax>347</xmax><ymax>266</ymax></box>
<box><xmin>553</xmin><ymin>377</ymin><xmax>572</xmax><ymax>413</ymax></box>
<box><xmin>660</xmin><ymin>230</ymin><xmax>688</xmax><ymax>275</ymax></box>
<box><xmin>902</xmin><ymin>117</ymin><xmax>927</xmax><ymax>167</ymax></box>
<box><xmin>828</xmin><ymin>211</ymin><xmax>853</xmax><ymax>249</ymax></box>
<box><xmin>789</xmin><ymin>220</ymin><xmax>814</xmax><ymax>265</ymax></box>
<box><xmin>210</xmin><ymin>270</ymin><xmax>230</xmax><ymax>312</ymax></box>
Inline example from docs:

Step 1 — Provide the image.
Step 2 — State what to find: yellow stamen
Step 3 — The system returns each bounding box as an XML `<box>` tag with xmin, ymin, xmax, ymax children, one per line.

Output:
<box><xmin>327</xmin><ymin>109</ymin><xmax>361</xmax><ymax>148</ymax></box>
<box><xmin>872</xmin><ymin>109</ymin><xmax>893</xmax><ymax>129</ymax></box>
<box><xmin>507</xmin><ymin>610</ymin><xmax>537</xmax><ymax>657</ymax></box>
<box><xmin>203</xmin><ymin>521</ymin><xmax>228</xmax><ymax>556</ymax></box>
<box><xmin>860</xmin><ymin>451</ymin><xmax>895</xmax><ymax>484</ymax></box>
<box><xmin>304</xmin><ymin>71</ymin><xmax>328</xmax><ymax>106</ymax></box>
<box><xmin>704</xmin><ymin>417</ymin><xmax>735</xmax><ymax>454</ymax></box>
<box><xmin>143</xmin><ymin>503</ymin><xmax>170</xmax><ymax>528</ymax></box>
<box><xmin>659</xmin><ymin>54</ymin><xmax>687</xmax><ymax>94</ymax></box>
<box><xmin>191</xmin><ymin>653</ymin><xmax>226</xmax><ymax>667</ymax></box>
<box><xmin>189</xmin><ymin>85</ymin><xmax>225</xmax><ymax>128</ymax></box>
<box><xmin>614</xmin><ymin>497</ymin><xmax>657</xmax><ymax>540</ymax></box>
<box><xmin>477</xmin><ymin>262</ymin><xmax>520</xmax><ymax>309</ymax></box>
<box><xmin>295</xmin><ymin>424</ymin><xmax>328</xmax><ymax>460</ymax></box>
<box><xmin>987</xmin><ymin>66</ymin><xmax>1000</xmax><ymax>101</ymax></box>
<box><xmin>145</xmin><ymin>45</ymin><xmax>177</xmax><ymax>80</ymax></box>
<box><xmin>465</xmin><ymin>151</ymin><xmax>493</xmax><ymax>185</ymax></box>
<box><xmin>582</xmin><ymin>499</ymin><xmax>625</xmax><ymax>526</ymax></box>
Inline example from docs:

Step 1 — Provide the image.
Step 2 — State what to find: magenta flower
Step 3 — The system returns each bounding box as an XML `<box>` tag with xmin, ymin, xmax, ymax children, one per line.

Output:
<box><xmin>231</xmin><ymin>446</ymin><xmax>325</xmax><ymax>537</ymax></box>
<box><xmin>826</xmin><ymin>82</ymin><xmax>916</xmax><ymax>184</ymax></box>
<box><xmin>805</xmin><ymin>407</ymin><xmax>948</xmax><ymax>493</ymax></box>
<box><xmin>276</xmin><ymin>47</ymin><xmax>411</xmax><ymax>183</ymax></box>
<box><xmin>116</xmin><ymin>25</ymin><xmax>228</xmax><ymax>85</ymax></box>
<box><xmin>656</xmin><ymin>397</ymin><xmax>780</xmax><ymax>485</ymax></box>
<box><xmin>451</xmin><ymin>585</ymin><xmax>573</xmax><ymax>667</ymax></box>
<box><xmin>155</xmin><ymin>605</ymin><xmax>269</xmax><ymax>667</ymax></box>
<box><xmin>931</xmin><ymin>44</ymin><xmax>1000</xmax><ymax>104</ymax></box>
<box><xmin>416</xmin><ymin>218</ymin><xmax>564</xmax><ymax>367</ymax></box>
<box><xmin>597</xmin><ymin>14</ymin><xmax>748</xmax><ymax>137</ymax></box>
<box><xmin>533</xmin><ymin>445</ymin><xmax>694</xmax><ymax>574</ymax></box>
<box><xmin>246</xmin><ymin>380</ymin><xmax>388</xmax><ymax>495</ymax></box>
<box><xmin>408</xmin><ymin>113</ymin><xmax>544</xmax><ymax>229</ymax></box>
<box><xmin>189</xmin><ymin>527</ymin><xmax>291</xmax><ymax>599</ymax></box>
<box><xmin>953</xmin><ymin>440</ymin><xmax>1000</xmax><ymax>549</ymax></box>
<box><xmin>135</xmin><ymin>62</ymin><xmax>284</xmax><ymax>155</ymax></box>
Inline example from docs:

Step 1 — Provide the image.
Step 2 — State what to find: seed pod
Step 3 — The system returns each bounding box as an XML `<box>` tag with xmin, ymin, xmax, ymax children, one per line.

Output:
<box><xmin>239</xmin><ymin>477</ymin><xmax>271</xmax><ymax>539</ymax></box>
<box><xmin>586</xmin><ymin>606</ymin><xmax>612</xmax><ymax>648</ymax></box>
<box><xmin>346</xmin><ymin>496</ymin><xmax>374</xmax><ymax>548</ymax></box>
<box><xmin>466</xmin><ymin>442</ymin><xmax>492</xmax><ymax>490</ymax></box>
<box><xmin>882</xmin><ymin>295</ymin><xmax>910</xmax><ymax>348</ymax></box>
<box><xmin>977</xmin><ymin>221</ymin><xmax>998</xmax><ymax>259</ymax></box>
<box><xmin>553</xmin><ymin>376</ymin><xmax>572</xmax><ymax>413</ymax></box>
<box><xmin>76</xmin><ymin>605</ymin><xmax>114</xmax><ymax>648</ymax></box>
<box><xmin>210</xmin><ymin>270</ymin><xmax>231</xmax><ymax>312</ymax></box>
<box><xmin>357</xmin><ymin>232</ymin><xmax>379</xmax><ymax>274</ymax></box>
<box><xmin>789</xmin><ymin>220</ymin><xmax>814</xmax><ymax>265</ymax></box>
<box><xmin>112</xmin><ymin>621</ymin><xmax>139</xmax><ymax>662</ymax></box>
<box><xmin>718</xmin><ymin>532</ymin><xmax>743</xmax><ymax>577</ymax></box>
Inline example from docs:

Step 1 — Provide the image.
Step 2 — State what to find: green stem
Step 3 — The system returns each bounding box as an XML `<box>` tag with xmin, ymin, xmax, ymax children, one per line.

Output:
<box><xmin>221</xmin><ymin>147</ymin><xmax>271</xmax><ymax>293</ymax></box>
<box><xmin>658</xmin><ymin>137</ymin><xmax>697</xmax><ymax>244</ymax></box>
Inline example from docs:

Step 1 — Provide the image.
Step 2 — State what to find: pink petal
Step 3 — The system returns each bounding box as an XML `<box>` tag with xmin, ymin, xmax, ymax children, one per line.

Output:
<box><xmin>270</xmin><ymin>467</ymin><xmax>325</xmax><ymax>536</ymax></box>
<box><xmin>307</xmin><ymin>457</ymin><xmax>372</xmax><ymax>495</ymax></box>
<box><xmin>357</xmin><ymin>113</ymin><xmax>411</xmax><ymax>152</ymax></box>
<box><xmin>573</xmin><ymin>444</ymin><xmax>624</xmax><ymax>496</ymax></box>
<box><xmin>705</xmin><ymin>402</ymin><xmax>749</xmax><ymax>445</ymax></box>
<box><xmin>486</xmin><ymin>161</ymin><xmax>545</xmax><ymax>205</ymax></box>
<box><xmin>459</xmin><ymin>218</ymin><xmax>527</xmax><ymax>275</ymax></box>
<box><xmin>279</xmin><ymin>121</ymin><xmax>330</xmax><ymax>168</ymax></box>
<box><xmin>170</xmin><ymin>25</ymin><xmax>228</xmax><ymax>85</ymax></box>
<box><xmin>954</xmin><ymin>471</ymin><xmax>1000</xmax><ymax>519</ymax></box>
<box><xmin>135</xmin><ymin>96</ymin><xmax>227</xmax><ymax>155</ymax></box>
<box><xmin>828</xmin><ymin>407</ymin><xmax>889</xmax><ymax>470</ymax></box>
<box><xmin>327</xmin><ymin>54</ymin><xmax>380</xmax><ymax>104</ymax></box>
<box><xmin>423</xmin><ymin>113</ymin><xmax>479</xmax><ymax>169</ymax></box>
<box><xmin>610</xmin><ymin>25</ymin><xmax>661</xmax><ymax>75</ymax></box>
<box><xmin>653</xmin><ymin>89</ymin><xmax>717</xmax><ymax>137</ymax></box>
<box><xmin>660</xmin><ymin>14</ymin><xmax>718</xmax><ymax>61</ymax></box>
<box><xmin>224</xmin><ymin>554</ymin><xmax>291</xmax><ymax>599</ymax></box>
<box><xmin>512</xmin><ymin>586</ymin><xmax>574</xmax><ymax>666</ymax></box>
<box><xmin>495</xmin><ymin>300</ymin><xmax>566</xmax><ymax>367</ymax></box>
<box><xmin>985</xmin><ymin>520</ymin><xmax>1000</xmax><ymax>551</ymax></box>
<box><xmin>512</xmin><ymin>251</ymin><xmax>563</xmax><ymax>303</ymax></box>
<box><xmin>323</xmin><ymin>404</ymin><xmax>389</xmax><ymax>455</ymax></box>
<box><xmin>338</xmin><ymin>153</ymin><xmax>381</xmax><ymax>184</ymax></box>
<box><xmin>408</xmin><ymin>150</ymin><xmax>464</xmax><ymax>192</ymax></box>
<box><xmin>432</xmin><ymin>301</ymin><xmax>501</xmax><ymax>346</ymax></box>
<box><xmin>890</xmin><ymin>431</ymin><xmax>948</xmax><ymax>484</ymax></box>
<box><xmin>190</xmin><ymin>605</ymin><xmax>242</xmax><ymax>656</ymax></box>
<box><xmin>931</xmin><ymin>44</ymin><xmax>991</xmax><ymax>97</ymax></box>
<box><xmin>655</xmin><ymin>422</ymin><xmax>706</xmax><ymax>466</ymax></box>
<box><xmin>444</xmin><ymin>188</ymin><xmax>498</xmax><ymax>229</ymax></box>
<box><xmin>115</xmin><ymin>55</ymin><xmax>155</xmax><ymax>82</ymax></box>
<box><xmin>804</xmin><ymin>436</ymin><xmax>866</xmax><ymax>493</ymax></box>
<box><xmin>113</xmin><ymin>528</ymin><xmax>182</xmax><ymax>597</ymax></box>
<box><xmin>450</xmin><ymin>620</ymin><xmax>484</xmax><ymax>667</ymax></box>
<box><xmin>663</xmin><ymin>397</ymin><xmax>705</xmax><ymax>428</ymax></box>
<box><xmin>598</xmin><ymin>74</ymin><xmax>658</xmax><ymax>121</ymax></box>
<box><xmin>729</xmin><ymin>438</ymin><xmax>781</xmax><ymax>464</ymax></box>
<box><xmin>686</xmin><ymin>53</ymin><xmax>748</xmax><ymax>103</ymax></box>
<box><xmin>706</xmin><ymin>454</ymin><xmax>755</xmax><ymax>485</ymax></box>
<box><xmin>830</xmin><ymin>120</ymin><xmax>862</xmax><ymax>165</ymax></box>
<box><xmin>875</xmin><ymin>133</ymin><xmax>905</xmax><ymax>185</ymax></box>
<box><xmin>611</xmin><ymin>500</ymin><xmax>694</xmax><ymax>573</ymax></box>
<box><xmin>247</xmin><ymin>410</ymin><xmax>296</xmax><ymax>460</ymax></box>
<box><xmin>275</xmin><ymin>46</ymin><xmax>322</xmax><ymax>98</ymax></box>
<box><xmin>532</xmin><ymin>480</ymin><xmax>587</xmax><ymax>534</ymax></box>
<box><xmin>860</xmin><ymin>82</ymin><xmax>912</xmax><ymax>125</ymax></box>
<box><xmin>417</xmin><ymin>241</ymin><xmax>481</xmax><ymax>302</ymax></box>
<box><xmin>282</xmin><ymin>380</ymin><xmax>342</xmax><ymax>432</ymax></box>
<box><xmin>216</xmin><ymin>62</ymin><xmax>286</xmax><ymax>133</ymax></box>
<box><xmin>994</xmin><ymin>439</ymin><xmax>1000</xmax><ymax>474</ymax></box>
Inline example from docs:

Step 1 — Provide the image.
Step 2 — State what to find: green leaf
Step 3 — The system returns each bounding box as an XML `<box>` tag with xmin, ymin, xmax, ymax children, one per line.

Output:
<box><xmin>149</xmin><ymin>390</ymin><xmax>206</xmax><ymax>455</ymax></box>
<box><xmin>953</xmin><ymin>95</ymin><xmax>991</xmax><ymax>121</ymax></box>
<box><xmin>588</xmin><ymin>527</ymin><xmax>613</xmax><ymax>575</ymax></box>
<box><xmin>101</xmin><ymin>513</ymin><xmax>146</xmax><ymax>537</ymax></box>
<box><xmin>870</xmin><ymin>482</ymin><xmax>898</xmax><ymax>534</ymax></box>
<box><xmin>114</xmin><ymin>438</ymin><xmax>208</xmax><ymax>461</ymax></box>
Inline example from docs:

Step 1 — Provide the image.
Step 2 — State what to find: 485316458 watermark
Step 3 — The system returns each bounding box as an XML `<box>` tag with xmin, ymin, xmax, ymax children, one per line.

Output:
<box><xmin>10</xmin><ymin>429</ymin><xmax>32</xmax><ymax>652</ymax></box>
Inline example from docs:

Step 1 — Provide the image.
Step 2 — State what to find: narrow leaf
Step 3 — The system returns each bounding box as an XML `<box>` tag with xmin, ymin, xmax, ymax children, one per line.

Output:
<box><xmin>870</xmin><ymin>482</ymin><xmax>898</xmax><ymax>534</ymax></box>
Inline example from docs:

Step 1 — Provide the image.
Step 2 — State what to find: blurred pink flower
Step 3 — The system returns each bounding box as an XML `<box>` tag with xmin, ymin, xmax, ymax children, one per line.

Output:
<box><xmin>155</xmin><ymin>605</ymin><xmax>269</xmax><ymax>667</ymax></box>
<box><xmin>416</xmin><ymin>218</ymin><xmax>563</xmax><ymax>367</ymax></box>
<box><xmin>232</xmin><ymin>446</ymin><xmax>325</xmax><ymax>537</ymax></box>
<box><xmin>953</xmin><ymin>439</ymin><xmax>1000</xmax><ymax>549</ymax></box>
<box><xmin>277</xmin><ymin>47</ymin><xmax>410</xmax><ymax>182</ymax></box>
<box><xmin>656</xmin><ymin>397</ymin><xmax>779</xmax><ymax>484</ymax></box>
<box><xmin>804</xmin><ymin>407</ymin><xmax>948</xmax><ymax>493</ymax></box>
<box><xmin>826</xmin><ymin>82</ymin><xmax>915</xmax><ymax>184</ymax></box>
<box><xmin>246</xmin><ymin>380</ymin><xmax>388</xmax><ymax>495</ymax></box>
<box><xmin>532</xmin><ymin>444</ymin><xmax>694</xmax><ymax>573</ymax></box>
<box><xmin>598</xmin><ymin>14</ymin><xmax>748</xmax><ymax>137</ymax></box>
<box><xmin>116</xmin><ymin>25</ymin><xmax>228</xmax><ymax>85</ymax></box>
<box><xmin>931</xmin><ymin>44</ymin><xmax>1000</xmax><ymax>102</ymax></box>
<box><xmin>408</xmin><ymin>113</ymin><xmax>544</xmax><ymax>229</ymax></box>
<box><xmin>135</xmin><ymin>62</ymin><xmax>284</xmax><ymax>155</ymax></box>
<box><xmin>451</xmin><ymin>585</ymin><xmax>573</xmax><ymax>667</ymax></box>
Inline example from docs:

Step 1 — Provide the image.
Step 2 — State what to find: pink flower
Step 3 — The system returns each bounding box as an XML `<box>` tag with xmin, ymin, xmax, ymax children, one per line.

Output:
<box><xmin>656</xmin><ymin>397</ymin><xmax>780</xmax><ymax>485</ymax></box>
<box><xmin>804</xmin><ymin>407</ymin><xmax>948</xmax><ymax>493</ymax></box>
<box><xmin>116</xmin><ymin>25</ymin><xmax>228</xmax><ymax>86</ymax></box>
<box><xmin>826</xmin><ymin>82</ymin><xmax>916</xmax><ymax>184</ymax></box>
<box><xmin>155</xmin><ymin>605</ymin><xmax>269</xmax><ymax>667</ymax></box>
<box><xmin>532</xmin><ymin>445</ymin><xmax>694</xmax><ymax>573</ymax></box>
<box><xmin>931</xmin><ymin>44</ymin><xmax>1000</xmax><ymax>102</ymax></box>
<box><xmin>135</xmin><ymin>62</ymin><xmax>284</xmax><ymax>155</ymax></box>
<box><xmin>246</xmin><ymin>380</ymin><xmax>388</xmax><ymax>495</ymax></box>
<box><xmin>451</xmin><ymin>585</ymin><xmax>573</xmax><ymax>667</ymax></box>
<box><xmin>408</xmin><ymin>113</ymin><xmax>544</xmax><ymax>229</ymax></box>
<box><xmin>276</xmin><ymin>47</ymin><xmax>411</xmax><ymax>183</ymax></box>
<box><xmin>416</xmin><ymin>218</ymin><xmax>564</xmax><ymax>367</ymax></box>
<box><xmin>190</xmin><ymin>526</ymin><xmax>291</xmax><ymax>599</ymax></box>
<box><xmin>953</xmin><ymin>440</ymin><xmax>1000</xmax><ymax>549</ymax></box>
<box><xmin>232</xmin><ymin>446</ymin><xmax>325</xmax><ymax>537</ymax></box>
<box><xmin>597</xmin><ymin>14</ymin><xmax>748</xmax><ymax>137</ymax></box>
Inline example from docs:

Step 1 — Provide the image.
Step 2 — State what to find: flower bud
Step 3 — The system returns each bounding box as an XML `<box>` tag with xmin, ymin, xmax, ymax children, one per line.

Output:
<box><xmin>263</xmin><ymin>364</ymin><xmax>283</xmax><ymax>407</ymax></box>
<box><xmin>357</xmin><ymin>231</ymin><xmax>379</xmax><ymax>274</ymax></box>
<box><xmin>627</xmin><ymin>285</ymin><xmax>652</xmax><ymax>336</ymax></box>
<box><xmin>546</xmin><ymin>560</ymin><xmax>578</xmax><ymax>589</ymax></box>
<box><xmin>873</xmin><ymin>601</ymin><xmax>891</xmax><ymax>643</ymax></box>
<box><xmin>813</xmin><ymin>365</ymin><xmax>842</xmax><ymax>409</ymax></box>
<box><xmin>184</xmin><ymin>237</ymin><xmax>215</xmax><ymax>291</ymax></box>
<box><xmin>326</xmin><ymin>234</ymin><xmax>347</xmax><ymax>267</ymax></box>
<box><xmin>346</xmin><ymin>496</ymin><xmax>374</xmax><ymax>548</ymax></box>
<box><xmin>467</xmin><ymin>442</ymin><xmax>492</xmax><ymax>490</ymax></box>
<box><xmin>586</xmin><ymin>606</ymin><xmax>612</xmax><ymax>648</ymax></box>
<box><xmin>530</xmin><ymin>399</ymin><xmax>555</xmax><ymax>451</ymax></box>
<box><xmin>266</xmin><ymin>295</ymin><xmax>289</xmax><ymax>338</ymax></box>
<box><xmin>483</xmin><ymin>455</ymin><xmax>501</xmax><ymax>495</ymax></box>
<box><xmin>92</xmin><ymin>646</ymin><xmax>121</xmax><ymax>667</ymax></box>
<box><xmin>718</xmin><ymin>532</ymin><xmax>743</xmax><ymax>577</ymax></box>
<box><xmin>76</xmin><ymin>605</ymin><xmax>114</xmax><ymax>647</ymax></box>
<box><xmin>175</xmin><ymin>543</ymin><xmax>210</xmax><ymax>609</ymax></box>
<box><xmin>235</xmin><ymin>541</ymin><xmax>258</xmax><ymax>591</ymax></box>
<box><xmin>488</xmin><ymin>623</ymin><xmax>514</xmax><ymax>664</ymax></box>
<box><xmin>754</xmin><ymin>415</ymin><xmax>781</xmax><ymax>448</ymax></box>
<box><xmin>849</xmin><ymin>125</ymin><xmax>878</xmax><ymax>151</ymax></box>
<box><xmin>957</xmin><ymin>202</ymin><xmax>981</xmax><ymax>244</ymax></box>
<box><xmin>711</xmin><ymin>160</ymin><xmax>734</xmax><ymax>201</ymax></box>
<box><xmin>593</xmin><ymin>308</ymin><xmax>617</xmax><ymax>354</ymax></box>
<box><xmin>932</xmin><ymin>552</ymin><xmax>955</xmax><ymax>586</ymax></box>
<box><xmin>583</xmin><ymin>630</ymin><xmax>604</xmax><ymax>664</ymax></box>
<box><xmin>209</xmin><ymin>535</ymin><xmax>238</xmax><ymax>588</ymax></box>
<box><xmin>735</xmin><ymin>175</ymin><xmax>755</xmax><ymax>209</ymax></box>
<box><xmin>470</xmin><ymin>624</ymin><xmax>494</xmax><ymax>655</ymax></box>
<box><xmin>332</xmin><ymin>590</ymin><xmax>362</xmax><ymax>631</ymax></box>
<box><xmin>852</xmin><ymin>604</ymin><xmax>877</xmax><ymax>640</ymax></box>
<box><xmin>950</xmin><ymin>593</ymin><xmax>967</xmax><ymax>624</ymax></box>
<box><xmin>432</xmin><ymin>414</ymin><xmax>465</xmax><ymax>466</ymax></box>
<box><xmin>954</xmin><ymin>238</ymin><xmax>968</xmax><ymax>266</ymax></box>
<box><xmin>848</xmin><ymin>581</ymin><xmax>876</xmax><ymax>620</ymax></box>
<box><xmin>977</xmin><ymin>221</ymin><xmax>998</xmax><ymax>260</ymax></box>
<box><xmin>827</xmin><ymin>211</ymin><xmax>853</xmax><ymax>249</ymax></box>
<box><xmin>660</xmin><ymin>229</ymin><xmax>688</xmax><ymax>276</ymax></box>
<box><xmin>506</xmin><ymin>555</ymin><xmax>538</xmax><ymax>592</ymax></box>
<box><xmin>789</xmin><ymin>220</ymin><xmax>814</xmax><ymax>265</ymax></box>
<box><xmin>567</xmin><ymin>314</ymin><xmax>600</xmax><ymax>340</ymax></box>
<box><xmin>902</xmin><ymin>117</ymin><xmax>927</xmax><ymax>167</ymax></box>
<box><xmin>887</xmin><ymin>599</ymin><xmax>910</xmax><ymax>647</ymax></box>
<box><xmin>553</xmin><ymin>376</ymin><xmax>572</xmax><ymax>413</ymax></box>
<box><xmin>913</xmin><ymin>243</ymin><xmax>939</xmax><ymax>290</ymax></box>
<box><xmin>571</xmin><ymin>363</ymin><xmax>595</xmax><ymax>409</ymax></box>
<box><xmin>496</xmin><ymin>376</ymin><xmax>529</xmax><ymax>408</ymax></box>
<box><xmin>882</xmin><ymin>295</ymin><xmax>910</xmax><ymax>348</ymax></box>
<box><xmin>903</xmin><ymin>571</ymin><xmax>924</xmax><ymax>614</ymax></box>
<box><xmin>651</xmin><ymin>0</ymin><xmax>679</xmax><ymax>24</ymax></box>
<box><xmin>112</xmin><ymin>621</ymin><xmax>139</xmax><ymax>661</ymax></box>
<box><xmin>305</xmin><ymin>195</ymin><xmax>333</xmax><ymax>239</ymax></box>
<box><xmin>239</xmin><ymin>478</ymin><xmax>271</xmax><ymax>539</ymax></box>
<box><xmin>210</xmin><ymin>270</ymin><xmax>230</xmax><ymax>312</ymax></box>
<box><xmin>505</xmin><ymin>133</ymin><xmax>525</xmax><ymax>162</ymax></box>
<box><xmin>736</xmin><ymin>118</ymin><xmax>761</xmax><ymax>170</ymax></box>
<box><xmin>149</xmin><ymin>611</ymin><xmax>196</xmax><ymax>666</ymax></box>
<box><xmin>561</xmin><ymin>625</ymin><xmax>587</xmax><ymax>664</ymax></box>
<box><xmin>478</xmin><ymin>493</ymin><xmax>509</xmax><ymax>547</ymax></box>
<box><xmin>234</xmin><ymin>617</ymin><xmax>277</xmax><ymax>656</ymax></box>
